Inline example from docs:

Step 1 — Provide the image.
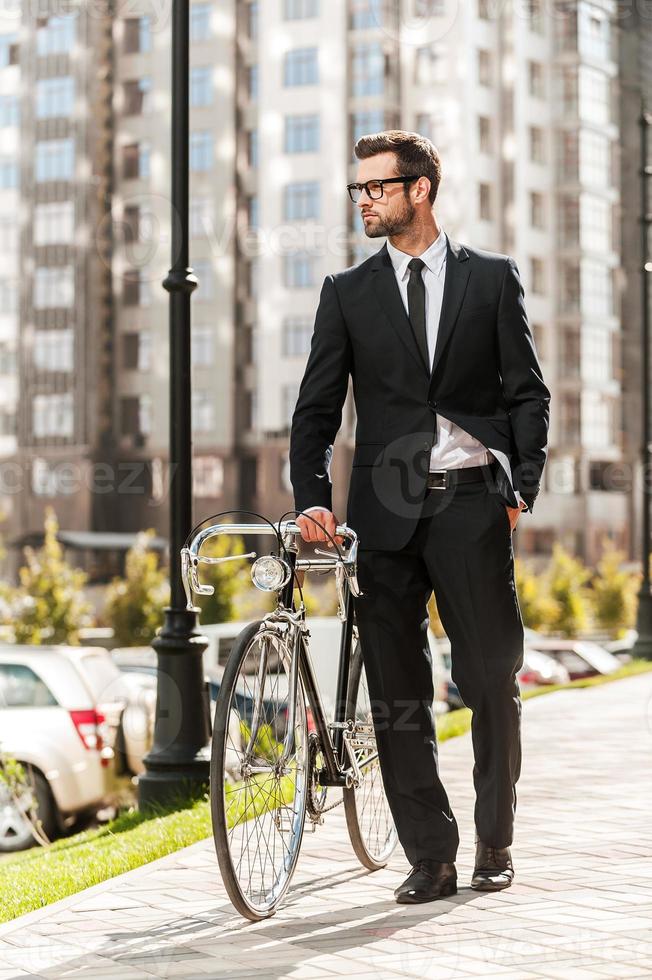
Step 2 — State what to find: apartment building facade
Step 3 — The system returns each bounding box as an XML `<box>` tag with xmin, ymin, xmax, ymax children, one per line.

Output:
<box><xmin>0</xmin><ymin>0</ymin><xmax>638</xmax><ymax>569</ymax></box>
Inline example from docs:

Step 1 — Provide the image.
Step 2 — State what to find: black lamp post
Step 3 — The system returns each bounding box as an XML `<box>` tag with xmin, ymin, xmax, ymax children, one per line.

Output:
<box><xmin>633</xmin><ymin>103</ymin><xmax>652</xmax><ymax>661</ymax></box>
<box><xmin>138</xmin><ymin>0</ymin><xmax>211</xmax><ymax>808</ymax></box>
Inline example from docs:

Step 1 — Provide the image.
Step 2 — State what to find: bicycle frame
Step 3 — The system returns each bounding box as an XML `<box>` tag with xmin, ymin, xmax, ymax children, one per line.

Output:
<box><xmin>181</xmin><ymin>519</ymin><xmax>369</xmax><ymax>790</ymax></box>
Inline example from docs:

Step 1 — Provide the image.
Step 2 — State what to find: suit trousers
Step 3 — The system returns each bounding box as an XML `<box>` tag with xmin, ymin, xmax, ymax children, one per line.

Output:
<box><xmin>352</xmin><ymin>475</ymin><xmax>525</xmax><ymax>866</ymax></box>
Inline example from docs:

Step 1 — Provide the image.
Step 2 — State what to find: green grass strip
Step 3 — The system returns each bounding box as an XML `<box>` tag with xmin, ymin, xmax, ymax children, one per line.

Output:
<box><xmin>1</xmin><ymin>658</ymin><xmax>650</xmax><ymax>924</ymax></box>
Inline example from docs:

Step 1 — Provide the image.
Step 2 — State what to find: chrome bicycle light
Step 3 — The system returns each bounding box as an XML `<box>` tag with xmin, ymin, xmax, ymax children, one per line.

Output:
<box><xmin>251</xmin><ymin>555</ymin><xmax>292</xmax><ymax>592</ymax></box>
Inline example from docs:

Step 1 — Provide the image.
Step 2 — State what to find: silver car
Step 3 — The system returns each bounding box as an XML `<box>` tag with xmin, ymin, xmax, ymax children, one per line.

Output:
<box><xmin>0</xmin><ymin>646</ymin><xmax>143</xmax><ymax>851</ymax></box>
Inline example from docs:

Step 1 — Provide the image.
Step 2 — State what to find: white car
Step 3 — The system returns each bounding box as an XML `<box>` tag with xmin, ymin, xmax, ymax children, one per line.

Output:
<box><xmin>0</xmin><ymin>646</ymin><xmax>144</xmax><ymax>851</ymax></box>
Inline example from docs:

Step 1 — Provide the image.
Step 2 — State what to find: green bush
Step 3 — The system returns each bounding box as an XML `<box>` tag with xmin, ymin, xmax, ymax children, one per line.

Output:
<box><xmin>514</xmin><ymin>557</ymin><xmax>559</xmax><ymax>632</ymax></box>
<box><xmin>591</xmin><ymin>539</ymin><xmax>640</xmax><ymax>639</ymax></box>
<box><xmin>104</xmin><ymin>531</ymin><xmax>169</xmax><ymax>646</ymax></box>
<box><xmin>545</xmin><ymin>543</ymin><xmax>592</xmax><ymax>637</ymax></box>
<box><xmin>8</xmin><ymin>508</ymin><xmax>93</xmax><ymax>645</ymax></box>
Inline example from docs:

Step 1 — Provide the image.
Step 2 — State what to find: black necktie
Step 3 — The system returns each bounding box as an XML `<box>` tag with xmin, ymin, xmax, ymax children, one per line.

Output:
<box><xmin>407</xmin><ymin>257</ymin><xmax>430</xmax><ymax>372</ymax></box>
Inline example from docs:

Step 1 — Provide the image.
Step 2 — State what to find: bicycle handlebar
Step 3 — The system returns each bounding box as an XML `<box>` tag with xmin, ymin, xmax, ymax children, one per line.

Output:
<box><xmin>181</xmin><ymin>518</ymin><xmax>361</xmax><ymax>610</ymax></box>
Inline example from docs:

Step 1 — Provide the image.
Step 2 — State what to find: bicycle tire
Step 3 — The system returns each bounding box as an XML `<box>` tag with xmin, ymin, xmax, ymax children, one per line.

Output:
<box><xmin>343</xmin><ymin>641</ymin><xmax>398</xmax><ymax>870</ymax></box>
<box><xmin>211</xmin><ymin>619</ymin><xmax>309</xmax><ymax>920</ymax></box>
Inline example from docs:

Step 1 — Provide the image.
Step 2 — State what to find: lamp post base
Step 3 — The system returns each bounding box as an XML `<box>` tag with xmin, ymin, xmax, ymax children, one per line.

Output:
<box><xmin>137</xmin><ymin>607</ymin><xmax>212</xmax><ymax>812</ymax></box>
<box><xmin>633</xmin><ymin>589</ymin><xmax>652</xmax><ymax>661</ymax></box>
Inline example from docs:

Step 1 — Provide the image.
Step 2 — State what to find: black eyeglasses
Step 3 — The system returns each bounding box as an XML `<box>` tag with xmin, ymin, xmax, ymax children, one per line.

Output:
<box><xmin>346</xmin><ymin>175</ymin><xmax>420</xmax><ymax>203</ymax></box>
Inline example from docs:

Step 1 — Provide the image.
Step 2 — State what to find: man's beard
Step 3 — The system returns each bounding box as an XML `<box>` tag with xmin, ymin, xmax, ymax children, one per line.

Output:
<box><xmin>363</xmin><ymin>196</ymin><xmax>415</xmax><ymax>238</ymax></box>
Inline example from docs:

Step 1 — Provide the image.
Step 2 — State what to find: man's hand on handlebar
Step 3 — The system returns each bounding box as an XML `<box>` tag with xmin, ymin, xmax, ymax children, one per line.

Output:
<box><xmin>297</xmin><ymin>509</ymin><xmax>345</xmax><ymax>547</ymax></box>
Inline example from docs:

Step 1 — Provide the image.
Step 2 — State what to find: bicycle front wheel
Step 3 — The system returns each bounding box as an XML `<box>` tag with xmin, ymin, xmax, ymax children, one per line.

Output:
<box><xmin>343</xmin><ymin>641</ymin><xmax>398</xmax><ymax>870</ymax></box>
<box><xmin>211</xmin><ymin>620</ymin><xmax>309</xmax><ymax>920</ymax></box>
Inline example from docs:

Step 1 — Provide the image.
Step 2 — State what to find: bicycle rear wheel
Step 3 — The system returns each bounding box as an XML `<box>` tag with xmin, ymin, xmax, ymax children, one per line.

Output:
<box><xmin>211</xmin><ymin>620</ymin><xmax>308</xmax><ymax>920</ymax></box>
<box><xmin>343</xmin><ymin>641</ymin><xmax>398</xmax><ymax>870</ymax></box>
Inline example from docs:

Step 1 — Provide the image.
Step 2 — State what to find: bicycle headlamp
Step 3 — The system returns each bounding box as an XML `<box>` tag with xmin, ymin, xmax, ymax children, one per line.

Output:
<box><xmin>251</xmin><ymin>555</ymin><xmax>291</xmax><ymax>592</ymax></box>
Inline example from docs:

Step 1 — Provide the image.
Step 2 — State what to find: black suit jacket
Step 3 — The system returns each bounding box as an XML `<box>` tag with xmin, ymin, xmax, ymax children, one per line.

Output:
<box><xmin>290</xmin><ymin>233</ymin><xmax>551</xmax><ymax>552</ymax></box>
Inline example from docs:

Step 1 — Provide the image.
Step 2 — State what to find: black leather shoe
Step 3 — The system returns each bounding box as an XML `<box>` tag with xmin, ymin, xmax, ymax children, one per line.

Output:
<box><xmin>471</xmin><ymin>836</ymin><xmax>514</xmax><ymax>891</ymax></box>
<box><xmin>394</xmin><ymin>861</ymin><xmax>457</xmax><ymax>904</ymax></box>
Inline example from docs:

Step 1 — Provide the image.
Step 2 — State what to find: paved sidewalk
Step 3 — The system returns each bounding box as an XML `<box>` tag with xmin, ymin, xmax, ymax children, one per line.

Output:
<box><xmin>1</xmin><ymin>673</ymin><xmax>652</xmax><ymax>980</ymax></box>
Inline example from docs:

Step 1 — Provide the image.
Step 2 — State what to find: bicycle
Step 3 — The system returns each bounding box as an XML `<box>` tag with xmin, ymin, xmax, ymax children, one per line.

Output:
<box><xmin>181</xmin><ymin>512</ymin><xmax>398</xmax><ymax>920</ymax></box>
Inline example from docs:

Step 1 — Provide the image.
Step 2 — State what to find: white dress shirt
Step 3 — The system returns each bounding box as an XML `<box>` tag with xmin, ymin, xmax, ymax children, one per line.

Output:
<box><xmin>386</xmin><ymin>230</ymin><xmax>494</xmax><ymax>473</ymax></box>
<box><xmin>303</xmin><ymin>228</ymin><xmax>524</xmax><ymax>515</ymax></box>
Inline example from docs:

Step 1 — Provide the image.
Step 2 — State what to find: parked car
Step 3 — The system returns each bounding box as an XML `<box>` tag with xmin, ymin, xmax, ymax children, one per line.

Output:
<box><xmin>525</xmin><ymin>639</ymin><xmax>621</xmax><ymax>680</ymax></box>
<box><xmin>517</xmin><ymin>649</ymin><xmax>570</xmax><ymax>689</ymax></box>
<box><xmin>439</xmin><ymin>644</ymin><xmax>570</xmax><ymax>709</ymax></box>
<box><xmin>0</xmin><ymin>646</ymin><xmax>141</xmax><ymax>851</ymax></box>
<box><xmin>602</xmin><ymin>628</ymin><xmax>637</xmax><ymax>663</ymax></box>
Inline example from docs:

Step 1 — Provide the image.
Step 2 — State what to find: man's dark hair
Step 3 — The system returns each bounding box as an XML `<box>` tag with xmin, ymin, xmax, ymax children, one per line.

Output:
<box><xmin>353</xmin><ymin>130</ymin><xmax>442</xmax><ymax>205</ymax></box>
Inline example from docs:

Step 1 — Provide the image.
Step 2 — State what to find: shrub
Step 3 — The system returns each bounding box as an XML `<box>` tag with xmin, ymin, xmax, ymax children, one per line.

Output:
<box><xmin>104</xmin><ymin>531</ymin><xmax>169</xmax><ymax>646</ymax></box>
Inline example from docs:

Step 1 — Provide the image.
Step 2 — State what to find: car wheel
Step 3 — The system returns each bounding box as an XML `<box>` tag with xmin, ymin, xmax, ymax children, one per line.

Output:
<box><xmin>0</xmin><ymin>769</ymin><xmax>57</xmax><ymax>852</ymax></box>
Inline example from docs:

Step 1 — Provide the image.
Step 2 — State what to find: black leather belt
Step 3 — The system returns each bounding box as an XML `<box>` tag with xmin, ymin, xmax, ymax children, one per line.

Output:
<box><xmin>426</xmin><ymin>462</ymin><xmax>497</xmax><ymax>491</ymax></box>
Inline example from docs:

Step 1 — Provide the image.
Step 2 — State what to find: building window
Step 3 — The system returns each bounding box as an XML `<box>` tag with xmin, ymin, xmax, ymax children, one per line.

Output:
<box><xmin>192</xmin><ymin>324</ymin><xmax>214</xmax><ymax>365</ymax></box>
<box><xmin>582</xmin><ymin>391</ymin><xmax>613</xmax><ymax>449</ymax></box>
<box><xmin>248</xmin><ymin>195</ymin><xmax>259</xmax><ymax>229</ymax></box>
<box><xmin>36</xmin><ymin>15</ymin><xmax>76</xmax><ymax>56</ymax></box>
<box><xmin>284</xmin><ymin>0</ymin><xmax>319</xmax><ymax>19</ymax></box>
<box><xmin>351</xmin><ymin>110</ymin><xmax>385</xmax><ymax>148</ymax></box>
<box><xmin>190</xmin><ymin>66</ymin><xmax>213</xmax><ymax>107</ymax></box>
<box><xmin>560</xmin><ymin>329</ymin><xmax>580</xmax><ymax>378</ymax></box>
<box><xmin>579</xmin><ymin>65</ymin><xmax>610</xmax><ymax>126</ymax></box>
<box><xmin>529</xmin><ymin>190</ymin><xmax>545</xmax><ymax>229</ymax></box>
<box><xmin>559</xmin><ymin>394</ymin><xmax>581</xmax><ymax>444</ymax></box>
<box><xmin>478</xmin><ymin>115</ymin><xmax>491</xmax><ymax>154</ymax></box>
<box><xmin>123</xmin><ymin>15</ymin><xmax>151</xmax><ymax>53</ymax></box>
<box><xmin>530</xmin><ymin>257</ymin><xmax>545</xmax><ymax>295</ymax></box>
<box><xmin>193</xmin><ymin>259</ymin><xmax>214</xmax><ymax>300</ymax></box>
<box><xmin>33</xmin><ymin>393</ymin><xmax>74</xmax><ymax>439</ymax></box>
<box><xmin>0</xmin><ymin>95</ymin><xmax>19</xmax><ymax>128</ymax></box>
<box><xmin>529</xmin><ymin>125</ymin><xmax>545</xmax><ymax>164</ymax></box>
<box><xmin>284</xmin><ymin>114</ymin><xmax>320</xmax><ymax>153</ymax></box>
<box><xmin>36</xmin><ymin>77</ymin><xmax>75</xmax><ymax>120</ymax></box>
<box><xmin>581</xmin><ymin>327</ymin><xmax>611</xmax><ymax>384</ymax></box>
<box><xmin>0</xmin><ymin>159</ymin><xmax>18</xmax><ymax>189</ymax></box>
<box><xmin>33</xmin><ymin>329</ymin><xmax>74</xmax><ymax>372</ymax></box>
<box><xmin>0</xmin><ymin>217</ymin><xmax>17</xmax><ymax>252</ymax></box>
<box><xmin>284</xmin><ymin>47</ymin><xmax>319</xmax><ymax>86</ymax></box>
<box><xmin>34</xmin><ymin>201</ymin><xmax>75</xmax><ymax>245</ymax></box>
<box><xmin>560</xmin><ymin>262</ymin><xmax>580</xmax><ymax>313</ymax></box>
<box><xmin>284</xmin><ymin>181</ymin><xmax>320</xmax><ymax>220</ymax></box>
<box><xmin>282</xmin><ymin>384</ymin><xmax>300</xmax><ymax>428</ymax></box>
<box><xmin>34</xmin><ymin>266</ymin><xmax>74</xmax><ymax>309</ymax></box>
<box><xmin>578</xmin><ymin>6</ymin><xmax>610</xmax><ymax>62</ymax></box>
<box><xmin>247</xmin><ymin>129</ymin><xmax>258</xmax><ymax>168</ymax></box>
<box><xmin>190</xmin><ymin>130</ymin><xmax>213</xmax><ymax>170</ymax></box>
<box><xmin>581</xmin><ymin>257</ymin><xmax>613</xmax><ymax>318</ymax></box>
<box><xmin>189</xmin><ymin>196</ymin><xmax>212</xmax><ymax>238</ymax></box>
<box><xmin>120</xmin><ymin>395</ymin><xmax>151</xmax><ymax>438</ymax></box>
<box><xmin>415</xmin><ymin>113</ymin><xmax>433</xmax><ymax>140</ymax></box>
<box><xmin>477</xmin><ymin>48</ymin><xmax>491</xmax><ymax>86</ymax></box>
<box><xmin>351</xmin><ymin>0</ymin><xmax>382</xmax><ymax>29</ymax></box>
<box><xmin>192</xmin><ymin>390</ymin><xmax>214</xmax><ymax>433</ymax></box>
<box><xmin>528</xmin><ymin>60</ymin><xmax>544</xmax><ymax>99</ymax></box>
<box><xmin>282</xmin><ymin>317</ymin><xmax>312</xmax><ymax>356</ymax></box>
<box><xmin>352</xmin><ymin>42</ymin><xmax>384</xmax><ymax>96</ymax></box>
<box><xmin>580</xmin><ymin>193</ymin><xmax>611</xmax><ymax>252</ymax></box>
<box><xmin>0</xmin><ymin>280</ymin><xmax>17</xmax><ymax>314</ymax></box>
<box><xmin>247</xmin><ymin>64</ymin><xmax>258</xmax><ymax>100</ymax></box>
<box><xmin>190</xmin><ymin>3</ymin><xmax>212</xmax><ymax>41</ymax></box>
<box><xmin>477</xmin><ymin>0</ymin><xmax>489</xmax><ymax>19</ymax></box>
<box><xmin>247</xmin><ymin>1</ymin><xmax>259</xmax><ymax>39</ymax></box>
<box><xmin>193</xmin><ymin>456</ymin><xmax>224</xmax><ymax>497</ymax></box>
<box><xmin>532</xmin><ymin>322</ymin><xmax>545</xmax><ymax>360</ymax></box>
<box><xmin>123</xmin><ymin>142</ymin><xmax>150</xmax><ymax>179</ymax></box>
<box><xmin>525</xmin><ymin>0</ymin><xmax>544</xmax><ymax>34</ymax></box>
<box><xmin>415</xmin><ymin>45</ymin><xmax>444</xmax><ymax>86</ymax></box>
<box><xmin>123</xmin><ymin>330</ymin><xmax>151</xmax><ymax>371</ymax></box>
<box><xmin>0</xmin><ymin>33</ymin><xmax>18</xmax><ymax>67</ymax></box>
<box><xmin>35</xmin><ymin>138</ymin><xmax>75</xmax><ymax>182</ymax></box>
<box><xmin>124</xmin><ymin>77</ymin><xmax>151</xmax><ymax>115</ymax></box>
<box><xmin>579</xmin><ymin>129</ymin><xmax>610</xmax><ymax>187</ymax></box>
<box><xmin>284</xmin><ymin>253</ymin><xmax>315</xmax><ymax>288</ymax></box>
<box><xmin>122</xmin><ymin>270</ymin><xmax>150</xmax><ymax>307</ymax></box>
<box><xmin>478</xmin><ymin>182</ymin><xmax>492</xmax><ymax>221</ymax></box>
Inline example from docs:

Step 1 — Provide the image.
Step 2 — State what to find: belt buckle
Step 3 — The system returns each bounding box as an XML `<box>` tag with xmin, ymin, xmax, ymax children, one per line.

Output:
<box><xmin>428</xmin><ymin>470</ymin><xmax>448</xmax><ymax>491</ymax></box>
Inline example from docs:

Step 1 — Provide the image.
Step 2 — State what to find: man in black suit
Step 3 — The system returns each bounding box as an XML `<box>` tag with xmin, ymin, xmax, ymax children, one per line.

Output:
<box><xmin>290</xmin><ymin>131</ymin><xmax>550</xmax><ymax>904</ymax></box>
